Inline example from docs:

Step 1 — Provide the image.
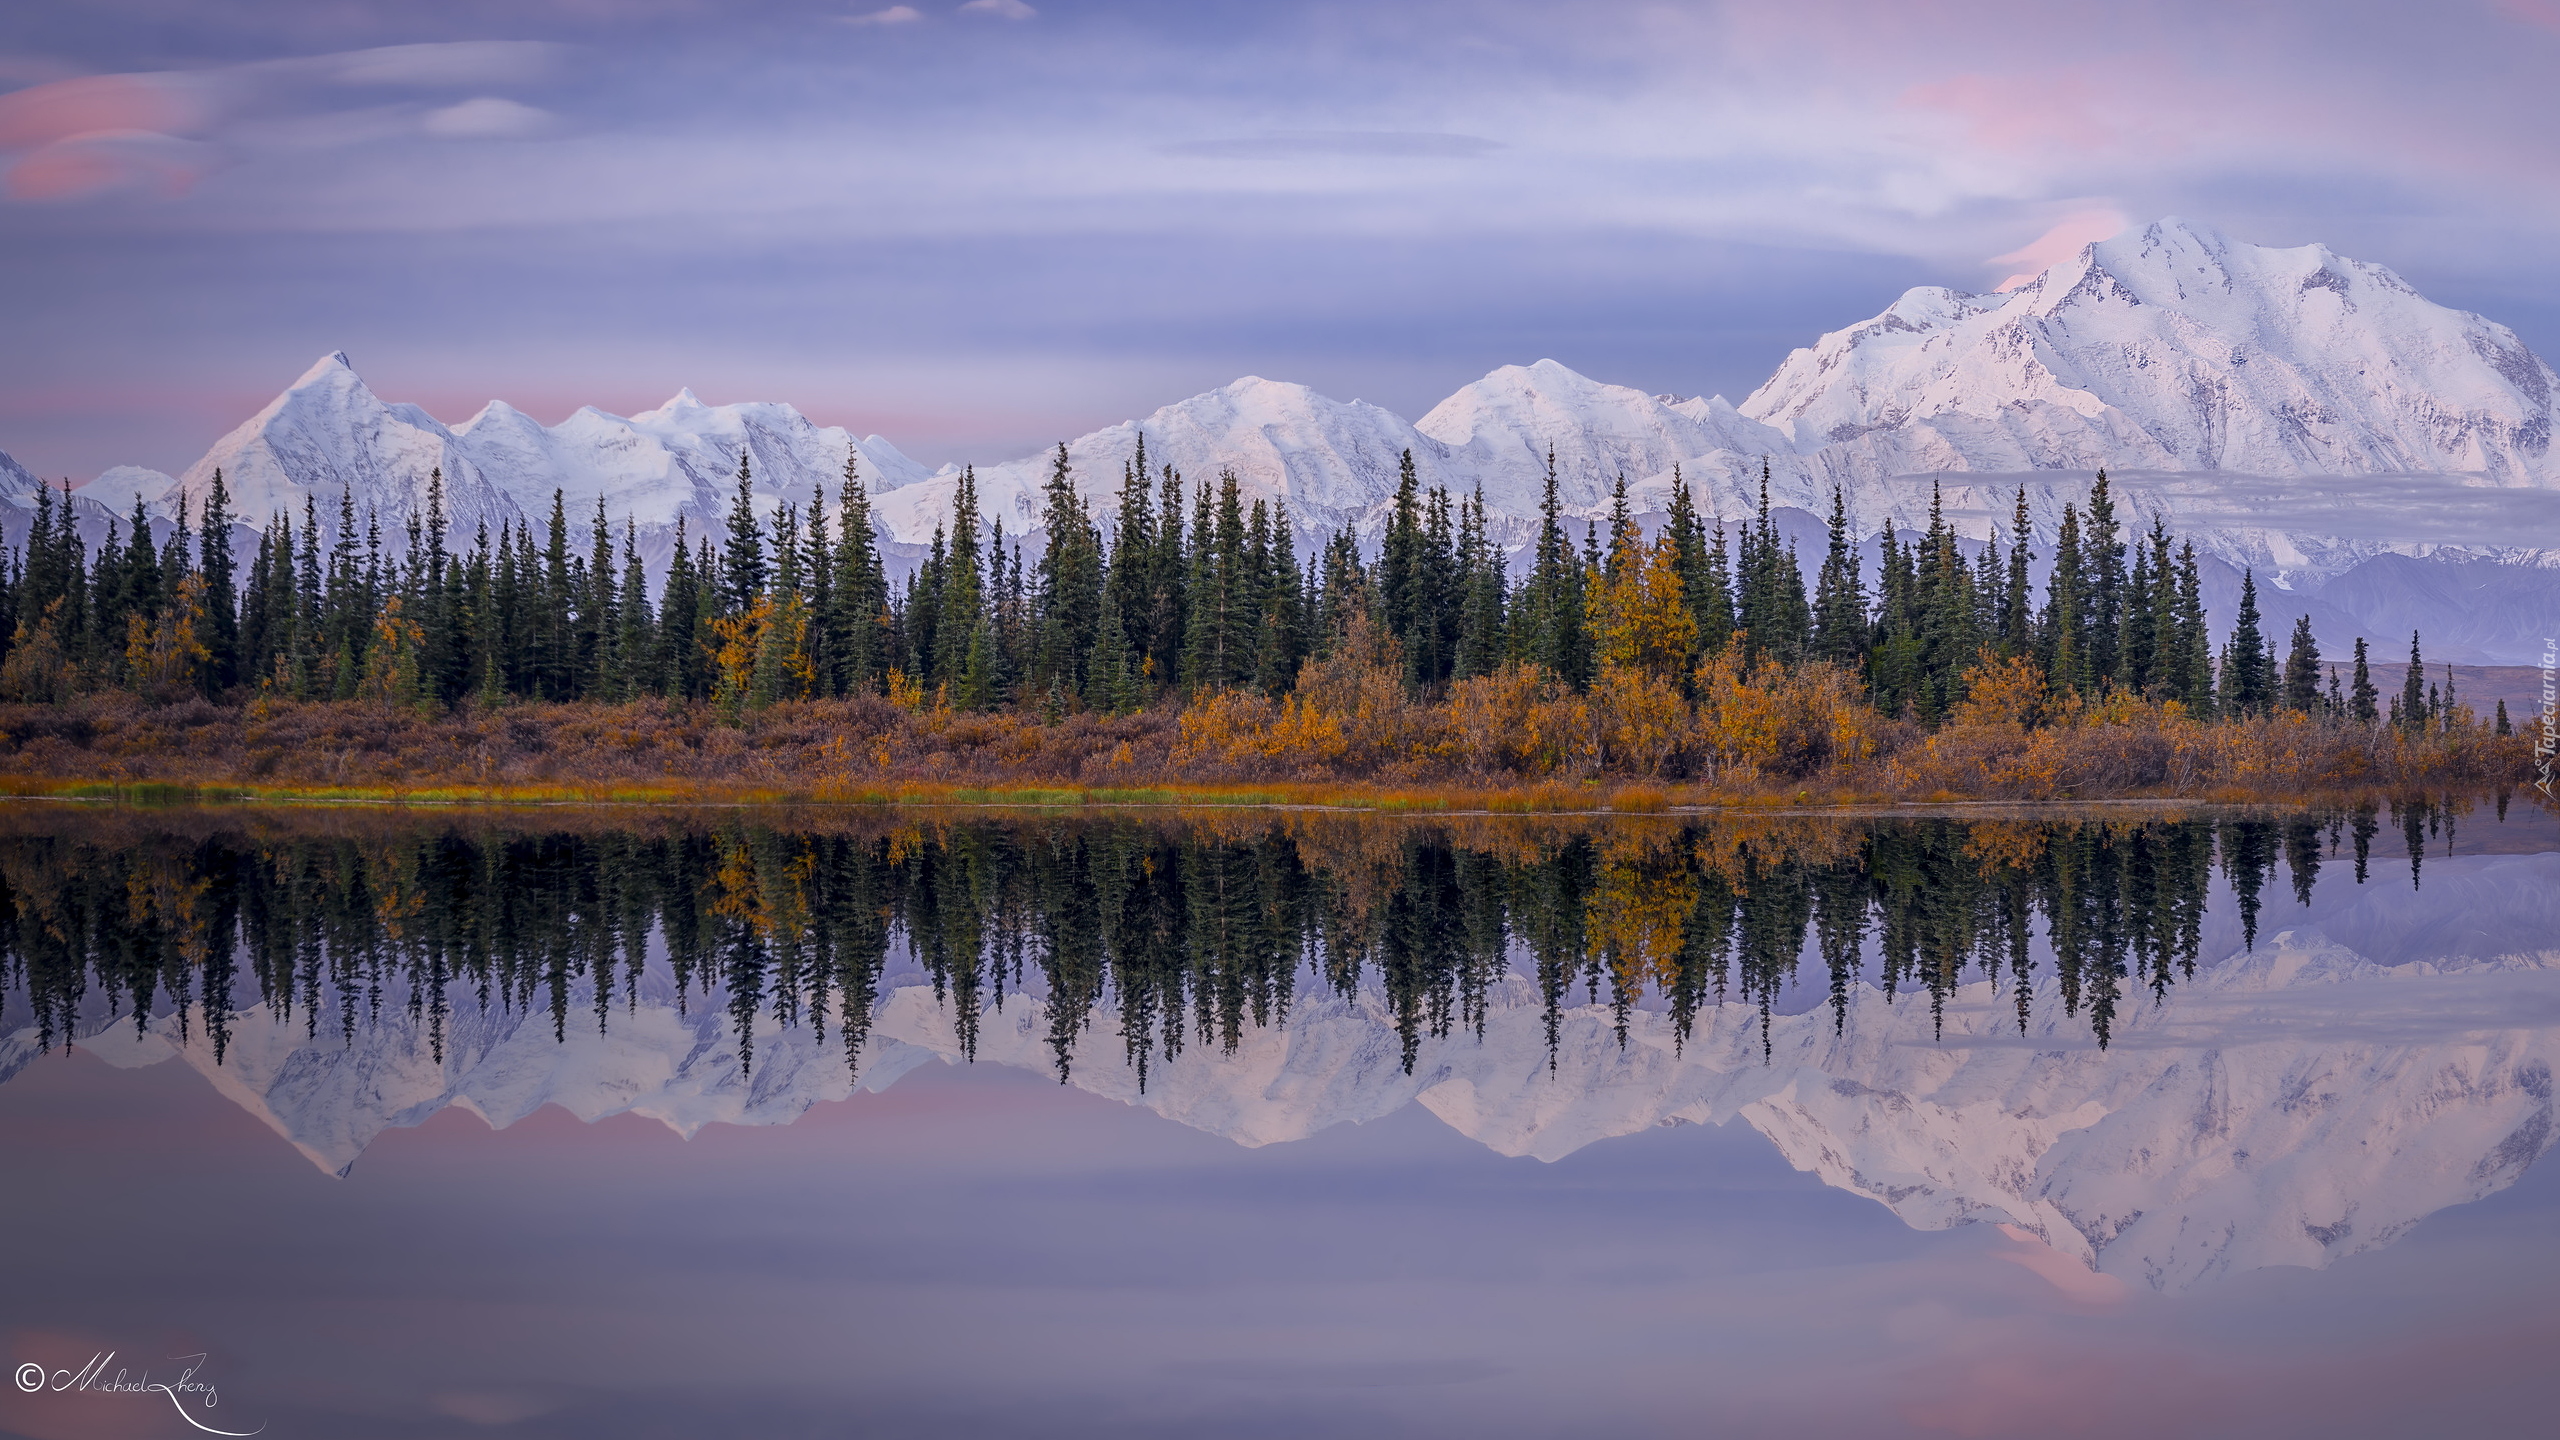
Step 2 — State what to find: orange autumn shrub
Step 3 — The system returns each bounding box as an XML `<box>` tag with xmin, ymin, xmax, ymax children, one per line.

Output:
<box><xmin>1591</xmin><ymin>662</ymin><xmax>1686</xmax><ymax>777</ymax></box>
<box><xmin>1691</xmin><ymin>643</ymin><xmax>1879</xmax><ymax>780</ymax></box>
<box><xmin>1444</xmin><ymin>663</ymin><xmax>1600</xmax><ymax>777</ymax></box>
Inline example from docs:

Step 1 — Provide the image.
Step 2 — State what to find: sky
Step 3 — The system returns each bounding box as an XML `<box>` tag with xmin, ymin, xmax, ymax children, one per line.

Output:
<box><xmin>4</xmin><ymin>0</ymin><xmax>2560</xmax><ymax>481</ymax></box>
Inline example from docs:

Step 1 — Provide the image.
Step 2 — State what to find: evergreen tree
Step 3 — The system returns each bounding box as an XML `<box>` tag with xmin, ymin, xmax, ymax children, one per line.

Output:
<box><xmin>541</xmin><ymin>492</ymin><xmax>575</xmax><ymax>699</ymax></box>
<box><xmin>2082</xmin><ymin>469</ymin><xmax>2124</xmax><ymax>687</ymax></box>
<box><xmin>1453</xmin><ymin>484</ymin><xmax>1507</xmax><ymax>679</ymax></box>
<box><xmin>829</xmin><ymin>456</ymin><xmax>887</xmax><ymax>696</ymax></box>
<box><xmin>1147</xmin><ymin>453</ymin><xmax>1189</xmax><ymax>694</ymax></box>
<box><xmin>722</xmin><ymin>453</ymin><xmax>766</xmax><ymax>613</ymax></box>
<box><xmin>1809</xmin><ymin>485</ymin><xmax>1867</xmax><ymax>669</ymax></box>
<box><xmin>1998</xmin><ymin>486</ymin><xmax>2034</xmax><ymax>656</ymax></box>
<box><xmin>658</xmin><ymin>517</ymin><xmax>704</xmax><ymax>698</ymax></box>
<box><xmin>2281</xmin><ymin>614</ymin><xmax>2322</xmax><ymax>715</ymax></box>
<box><xmin>2397</xmin><ymin>631</ymin><xmax>2428</xmax><ymax>736</ymax></box>
<box><xmin>1735</xmin><ymin>465</ymin><xmax>1808</xmax><ymax>668</ymax></box>
<box><xmin>1034</xmin><ymin>443</ymin><xmax>1103</xmax><ymax>703</ymax></box>
<box><xmin>938</xmin><ymin>468</ymin><xmax>992</xmax><ymax>708</ymax></box>
<box><xmin>616</xmin><ymin>519</ymin><xmax>652</xmax><ymax>699</ymax></box>
<box><xmin>1519</xmin><ymin>448</ymin><xmax>1589</xmax><ymax>688</ymax></box>
<box><xmin>2172</xmin><ymin>542</ymin><xmax>2213</xmax><ymax>715</ymax></box>
<box><xmin>1665</xmin><ymin>466</ymin><xmax>1725</xmax><ymax>663</ymax></box>
<box><xmin>1105</xmin><ymin>442</ymin><xmax>1157</xmax><ymax>689</ymax></box>
<box><xmin>197</xmin><ymin>467</ymin><xmax>238</xmax><ymax>691</ymax></box>
<box><xmin>1380</xmin><ymin>449</ymin><xmax>1428</xmax><ymax>679</ymax></box>
<box><xmin>1911</xmin><ymin>482</ymin><xmax>1977</xmax><ymax>720</ymax></box>
<box><xmin>2220</xmin><ymin>570</ymin><xmax>2274</xmax><ymax>717</ymax></box>
<box><xmin>1086</xmin><ymin>584</ymin><xmax>1140</xmax><ymax>715</ymax></box>
<box><xmin>2349</xmin><ymin>636</ymin><xmax>2379</xmax><ymax>724</ymax></box>
<box><xmin>581</xmin><ymin>497</ymin><xmax>617</xmax><ymax>698</ymax></box>
<box><xmin>2040</xmin><ymin>503</ymin><xmax>2084</xmax><ymax>695</ymax></box>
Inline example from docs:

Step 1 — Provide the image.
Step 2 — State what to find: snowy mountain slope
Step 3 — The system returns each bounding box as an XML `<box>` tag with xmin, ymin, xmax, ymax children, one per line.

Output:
<box><xmin>22</xmin><ymin>850</ymin><xmax>2557</xmax><ymax>1295</ymax></box>
<box><xmin>1413</xmin><ymin>360</ymin><xmax>1789</xmax><ymax>519</ymax></box>
<box><xmin>160</xmin><ymin>353</ymin><xmax>520</xmax><ymax>540</ymax></box>
<box><xmin>874</xmin><ymin>376</ymin><xmax>1474</xmax><ymax>556</ymax></box>
<box><xmin>152</xmin><ymin>355</ymin><xmax>931</xmax><ymax>568</ymax></box>
<box><xmin>1741</xmin><ymin>218</ymin><xmax>2560</xmax><ymax>487</ymax></box>
<box><xmin>0</xmin><ymin>447</ymin><xmax>165</xmax><ymax>562</ymax></box>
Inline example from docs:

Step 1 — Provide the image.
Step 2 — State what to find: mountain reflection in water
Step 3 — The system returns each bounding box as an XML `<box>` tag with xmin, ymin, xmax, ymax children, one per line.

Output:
<box><xmin>3</xmin><ymin>798</ymin><xmax>2554</xmax><ymax>1293</ymax></box>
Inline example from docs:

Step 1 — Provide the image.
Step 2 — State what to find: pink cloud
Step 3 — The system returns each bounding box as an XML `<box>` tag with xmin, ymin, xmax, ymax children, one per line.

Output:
<box><xmin>1899</xmin><ymin>69</ymin><xmax>2123</xmax><ymax>155</ymax></box>
<box><xmin>0</xmin><ymin>72</ymin><xmax>225</xmax><ymax>200</ymax></box>
<box><xmin>6</xmin><ymin>130</ymin><xmax>212</xmax><ymax>200</ymax></box>
<box><xmin>1989</xmin><ymin>207</ymin><xmax>2129</xmax><ymax>290</ymax></box>
<box><xmin>0</xmin><ymin>72</ymin><xmax>209</xmax><ymax>148</ymax></box>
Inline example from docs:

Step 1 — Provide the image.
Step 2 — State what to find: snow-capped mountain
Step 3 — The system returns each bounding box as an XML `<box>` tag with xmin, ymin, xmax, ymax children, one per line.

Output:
<box><xmin>877</xmin><ymin>361</ymin><xmax>1796</xmax><ymax>557</ymax></box>
<box><xmin>21</xmin><ymin>848</ymin><xmax>2557</xmax><ymax>1295</ymax></box>
<box><xmin>123</xmin><ymin>354</ymin><xmax>933</xmax><ymax>566</ymax></box>
<box><xmin>874</xmin><ymin>375</ymin><xmax>1466</xmax><ymax>554</ymax></box>
<box><xmin>1741</xmin><ymin>218</ymin><xmax>2560</xmax><ymax>487</ymax></box>
<box><xmin>23</xmin><ymin>218</ymin><xmax>2560</xmax><ymax>658</ymax></box>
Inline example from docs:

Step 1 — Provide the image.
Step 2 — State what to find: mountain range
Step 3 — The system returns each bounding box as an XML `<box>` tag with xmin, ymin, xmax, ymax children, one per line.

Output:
<box><xmin>19</xmin><ymin>845</ymin><xmax>2557</xmax><ymax>1296</ymax></box>
<box><xmin>5</xmin><ymin>217</ymin><xmax>2556</xmax><ymax>661</ymax></box>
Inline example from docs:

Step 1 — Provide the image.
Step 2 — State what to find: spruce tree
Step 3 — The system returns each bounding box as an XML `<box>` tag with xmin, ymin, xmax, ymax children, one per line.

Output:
<box><xmin>1034</xmin><ymin>443</ymin><xmax>1103</xmax><ymax>702</ymax></box>
<box><xmin>581</xmin><ymin>496</ymin><xmax>617</xmax><ymax>698</ymax></box>
<box><xmin>1699</xmin><ymin>517</ymin><xmax>1735</xmax><ymax>656</ymax></box>
<box><xmin>2349</xmin><ymin>636</ymin><xmax>2379</xmax><ymax>724</ymax></box>
<box><xmin>1148</xmin><ymin>455</ymin><xmax>1189</xmax><ymax>693</ymax></box>
<box><xmin>197</xmin><ymin>467</ymin><xmax>238</xmax><ymax>691</ymax></box>
<box><xmin>2281</xmin><ymin>615</ymin><xmax>2322</xmax><ymax>715</ymax></box>
<box><xmin>1521</xmin><ymin>448</ymin><xmax>1589</xmax><ymax>688</ymax></box>
<box><xmin>938</xmin><ymin>468</ymin><xmax>991</xmax><ymax>708</ymax></box>
<box><xmin>616</xmin><ymin>519</ymin><xmax>652</xmax><ymax>699</ymax></box>
<box><xmin>1105</xmin><ymin>443</ymin><xmax>1157</xmax><ymax>688</ymax></box>
<box><xmin>2398</xmin><ymin>631</ymin><xmax>2428</xmax><ymax>736</ymax></box>
<box><xmin>2041</xmin><ymin>503</ymin><xmax>2084</xmax><ymax>695</ymax></box>
<box><xmin>722</xmin><ymin>453</ymin><xmax>766</xmax><ymax>613</ymax></box>
<box><xmin>1454</xmin><ymin>484</ymin><xmax>1506</xmax><ymax>679</ymax></box>
<box><xmin>2083</xmin><ymin>469</ymin><xmax>2124</xmax><ymax>687</ymax></box>
<box><xmin>2173</xmin><ymin>542</ymin><xmax>2213</xmax><ymax>715</ymax></box>
<box><xmin>1998</xmin><ymin>486</ymin><xmax>2034</xmax><ymax>656</ymax></box>
<box><xmin>830</xmin><ymin>456</ymin><xmax>887</xmax><ymax>696</ymax></box>
<box><xmin>1912</xmin><ymin>483</ymin><xmax>1976</xmax><ymax>720</ymax></box>
<box><xmin>2220</xmin><ymin>570</ymin><xmax>2273</xmax><ymax>717</ymax></box>
<box><xmin>1808</xmin><ymin>485</ymin><xmax>1867</xmax><ymax>669</ymax></box>
<box><xmin>1665</xmin><ymin>466</ymin><xmax>1722</xmax><ymax>663</ymax></box>
<box><xmin>1087</xmin><ymin>584</ymin><xmax>1138</xmax><ymax>715</ymax></box>
<box><xmin>658</xmin><ymin>517</ymin><xmax>703</xmax><ymax>698</ymax></box>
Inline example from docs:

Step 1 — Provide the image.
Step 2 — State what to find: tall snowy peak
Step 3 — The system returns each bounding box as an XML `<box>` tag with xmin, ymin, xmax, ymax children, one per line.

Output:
<box><xmin>175</xmin><ymin>352</ymin><xmax>523</xmax><ymax>538</ymax></box>
<box><xmin>1742</xmin><ymin>217</ymin><xmax>2560</xmax><ymax>485</ymax></box>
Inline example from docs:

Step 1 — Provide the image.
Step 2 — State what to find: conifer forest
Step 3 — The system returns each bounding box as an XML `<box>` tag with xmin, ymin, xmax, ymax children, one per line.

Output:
<box><xmin>0</xmin><ymin>446</ymin><xmax>2527</xmax><ymax>801</ymax></box>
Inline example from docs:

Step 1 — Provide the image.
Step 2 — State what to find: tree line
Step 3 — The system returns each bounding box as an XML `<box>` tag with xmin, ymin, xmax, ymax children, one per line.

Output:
<box><xmin>0</xmin><ymin>450</ymin><xmax>2508</xmax><ymax>740</ymax></box>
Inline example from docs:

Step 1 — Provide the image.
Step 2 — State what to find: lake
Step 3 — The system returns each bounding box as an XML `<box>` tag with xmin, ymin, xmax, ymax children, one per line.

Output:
<box><xmin>3</xmin><ymin>798</ymin><xmax>2556</xmax><ymax>1439</ymax></box>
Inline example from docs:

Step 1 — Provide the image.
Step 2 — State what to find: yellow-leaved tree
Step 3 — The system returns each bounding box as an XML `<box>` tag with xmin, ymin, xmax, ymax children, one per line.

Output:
<box><xmin>1588</xmin><ymin>532</ymin><xmax>1696</xmax><ymax>679</ymax></box>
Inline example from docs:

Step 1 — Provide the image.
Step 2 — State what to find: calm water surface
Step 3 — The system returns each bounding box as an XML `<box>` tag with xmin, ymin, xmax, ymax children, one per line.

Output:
<box><xmin>2</xmin><ymin>799</ymin><xmax>2555</xmax><ymax>1439</ymax></box>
